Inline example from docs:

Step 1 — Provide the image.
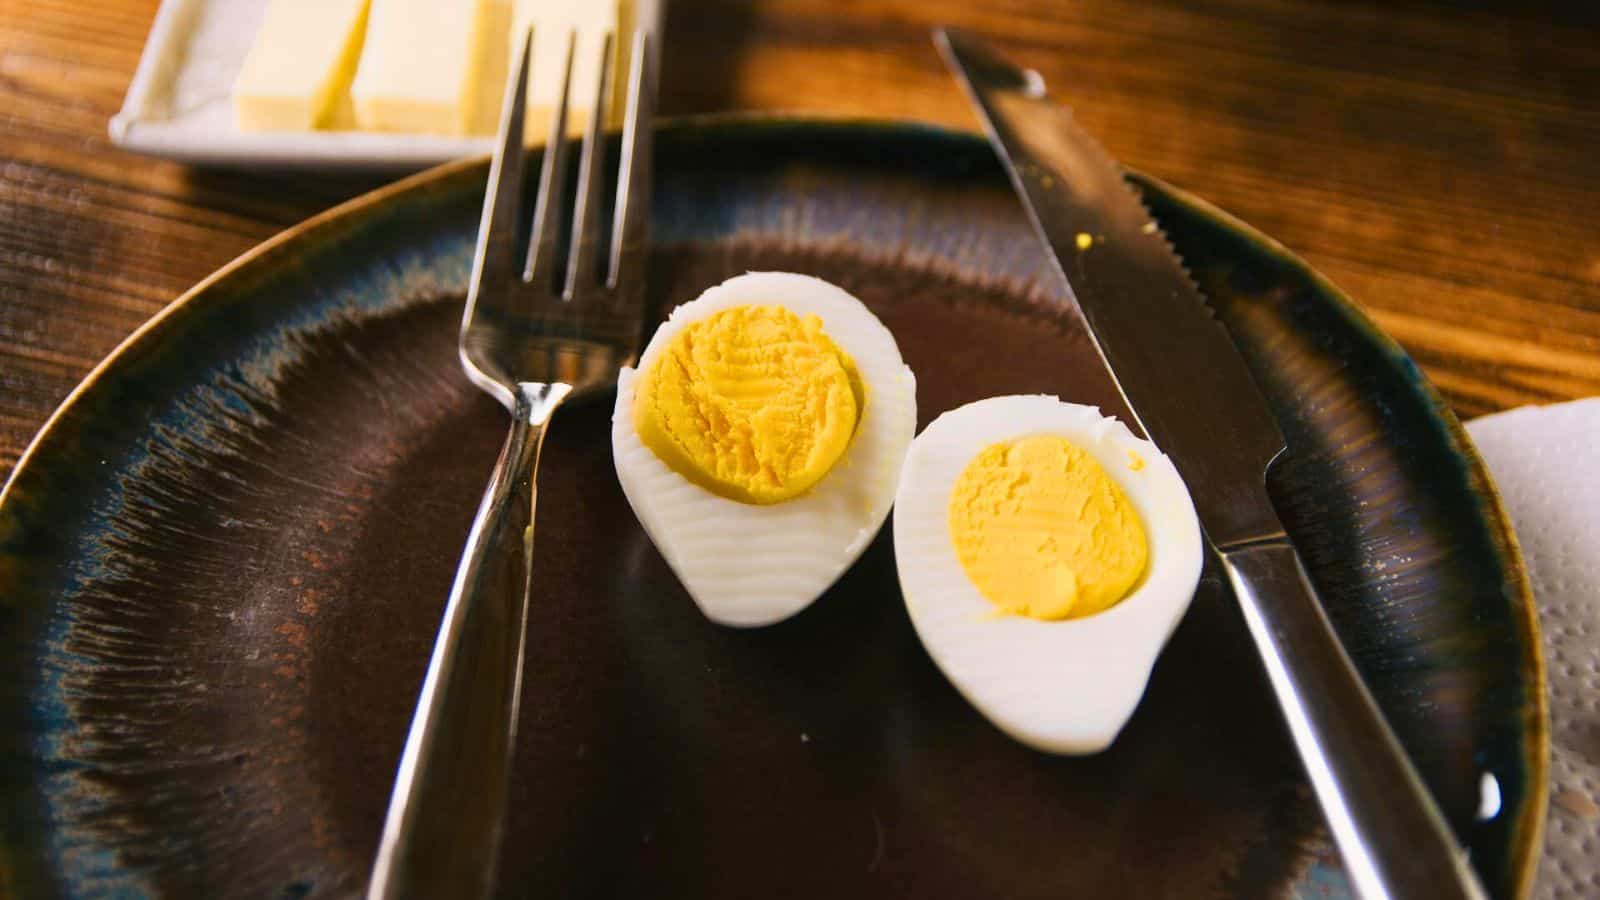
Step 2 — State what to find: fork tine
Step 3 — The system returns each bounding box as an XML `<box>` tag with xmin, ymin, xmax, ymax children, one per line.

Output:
<box><xmin>608</xmin><ymin>31</ymin><xmax>653</xmax><ymax>301</ymax></box>
<box><xmin>523</xmin><ymin>30</ymin><xmax>576</xmax><ymax>286</ymax></box>
<box><xmin>465</xmin><ymin>26</ymin><xmax>532</xmax><ymax>325</ymax></box>
<box><xmin>563</xmin><ymin>32</ymin><xmax>616</xmax><ymax>300</ymax></box>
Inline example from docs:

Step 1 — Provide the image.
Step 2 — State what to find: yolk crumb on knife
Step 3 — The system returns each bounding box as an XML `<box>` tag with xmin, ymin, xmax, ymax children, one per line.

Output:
<box><xmin>634</xmin><ymin>305</ymin><xmax>864</xmax><ymax>505</ymax></box>
<box><xmin>948</xmin><ymin>435</ymin><xmax>1148</xmax><ymax>620</ymax></box>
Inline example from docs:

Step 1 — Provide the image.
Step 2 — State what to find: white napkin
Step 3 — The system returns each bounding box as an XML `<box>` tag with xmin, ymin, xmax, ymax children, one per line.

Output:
<box><xmin>1467</xmin><ymin>399</ymin><xmax>1600</xmax><ymax>900</ymax></box>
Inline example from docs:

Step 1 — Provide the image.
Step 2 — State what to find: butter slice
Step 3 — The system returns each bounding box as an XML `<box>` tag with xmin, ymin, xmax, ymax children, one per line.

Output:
<box><xmin>510</xmin><ymin>0</ymin><xmax>633</xmax><ymax>137</ymax></box>
<box><xmin>234</xmin><ymin>0</ymin><xmax>371</xmax><ymax>131</ymax></box>
<box><xmin>470</xmin><ymin>1</ymin><xmax>516</xmax><ymax>135</ymax></box>
<box><xmin>351</xmin><ymin>0</ymin><xmax>496</xmax><ymax>135</ymax></box>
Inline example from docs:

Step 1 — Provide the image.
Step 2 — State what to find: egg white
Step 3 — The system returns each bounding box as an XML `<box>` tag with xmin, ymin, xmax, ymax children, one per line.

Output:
<box><xmin>612</xmin><ymin>272</ymin><xmax>918</xmax><ymax>628</ymax></box>
<box><xmin>893</xmin><ymin>395</ymin><xmax>1203</xmax><ymax>754</ymax></box>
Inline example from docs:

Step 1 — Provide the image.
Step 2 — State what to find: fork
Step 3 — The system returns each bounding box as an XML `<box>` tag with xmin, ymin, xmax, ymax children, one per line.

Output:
<box><xmin>366</xmin><ymin>26</ymin><xmax>653</xmax><ymax>900</ymax></box>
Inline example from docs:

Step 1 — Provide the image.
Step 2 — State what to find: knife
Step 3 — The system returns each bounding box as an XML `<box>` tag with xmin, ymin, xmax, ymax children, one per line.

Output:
<box><xmin>936</xmin><ymin>27</ymin><xmax>1489</xmax><ymax>900</ymax></box>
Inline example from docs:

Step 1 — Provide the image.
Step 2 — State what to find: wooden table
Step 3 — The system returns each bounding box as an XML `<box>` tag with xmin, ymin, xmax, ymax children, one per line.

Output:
<box><xmin>2</xmin><ymin>0</ymin><xmax>1597</xmax><ymax>482</ymax></box>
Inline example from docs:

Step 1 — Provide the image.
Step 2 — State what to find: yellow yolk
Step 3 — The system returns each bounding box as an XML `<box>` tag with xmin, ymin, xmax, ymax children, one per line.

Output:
<box><xmin>633</xmin><ymin>305</ymin><xmax>864</xmax><ymax>505</ymax></box>
<box><xmin>948</xmin><ymin>435</ymin><xmax>1148</xmax><ymax>620</ymax></box>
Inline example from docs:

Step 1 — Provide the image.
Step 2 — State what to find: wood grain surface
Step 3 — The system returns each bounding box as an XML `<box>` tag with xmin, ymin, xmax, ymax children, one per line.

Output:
<box><xmin>1</xmin><ymin>0</ymin><xmax>1597</xmax><ymax>482</ymax></box>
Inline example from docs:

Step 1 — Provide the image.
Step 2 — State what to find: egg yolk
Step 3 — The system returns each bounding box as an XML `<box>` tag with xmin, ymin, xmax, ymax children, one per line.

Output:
<box><xmin>948</xmin><ymin>435</ymin><xmax>1148</xmax><ymax>620</ymax></box>
<box><xmin>633</xmin><ymin>305</ymin><xmax>864</xmax><ymax>505</ymax></box>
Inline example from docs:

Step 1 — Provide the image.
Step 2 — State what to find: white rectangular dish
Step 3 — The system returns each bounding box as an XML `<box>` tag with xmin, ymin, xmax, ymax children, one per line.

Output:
<box><xmin>110</xmin><ymin>0</ymin><xmax>661</xmax><ymax>171</ymax></box>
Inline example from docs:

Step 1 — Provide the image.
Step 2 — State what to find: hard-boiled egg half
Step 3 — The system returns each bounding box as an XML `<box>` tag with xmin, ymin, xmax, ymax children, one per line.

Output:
<box><xmin>612</xmin><ymin>272</ymin><xmax>917</xmax><ymax>627</ymax></box>
<box><xmin>893</xmin><ymin>395</ymin><xmax>1203</xmax><ymax>754</ymax></box>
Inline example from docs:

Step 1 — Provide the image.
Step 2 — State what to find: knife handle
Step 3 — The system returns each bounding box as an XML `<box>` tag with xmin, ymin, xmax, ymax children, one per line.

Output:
<box><xmin>1219</xmin><ymin>539</ymin><xmax>1489</xmax><ymax>900</ymax></box>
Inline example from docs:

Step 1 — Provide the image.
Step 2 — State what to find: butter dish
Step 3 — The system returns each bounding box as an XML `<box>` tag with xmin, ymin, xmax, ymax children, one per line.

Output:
<box><xmin>109</xmin><ymin>0</ymin><xmax>659</xmax><ymax>170</ymax></box>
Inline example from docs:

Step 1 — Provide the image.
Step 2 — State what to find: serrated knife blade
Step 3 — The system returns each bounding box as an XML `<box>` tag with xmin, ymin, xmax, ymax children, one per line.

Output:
<box><xmin>939</xmin><ymin>31</ymin><xmax>1285</xmax><ymax>550</ymax></box>
<box><xmin>937</xmin><ymin>27</ymin><xmax>1490</xmax><ymax>900</ymax></box>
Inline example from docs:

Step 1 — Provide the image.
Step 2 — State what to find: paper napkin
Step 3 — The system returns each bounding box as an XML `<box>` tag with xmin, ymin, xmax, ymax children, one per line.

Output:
<box><xmin>1468</xmin><ymin>398</ymin><xmax>1600</xmax><ymax>900</ymax></box>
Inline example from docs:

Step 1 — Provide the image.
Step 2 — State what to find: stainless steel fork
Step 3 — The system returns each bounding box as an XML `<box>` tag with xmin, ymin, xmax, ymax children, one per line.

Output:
<box><xmin>366</xmin><ymin>27</ymin><xmax>654</xmax><ymax>900</ymax></box>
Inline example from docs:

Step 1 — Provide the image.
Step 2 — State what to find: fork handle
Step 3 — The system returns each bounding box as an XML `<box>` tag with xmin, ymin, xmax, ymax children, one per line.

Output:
<box><xmin>1220</xmin><ymin>539</ymin><xmax>1489</xmax><ymax>900</ymax></box>
<box><xmin>367</xmin><ymin>382</ymin><xmax>571</xmax><ymax>900</ymax></box>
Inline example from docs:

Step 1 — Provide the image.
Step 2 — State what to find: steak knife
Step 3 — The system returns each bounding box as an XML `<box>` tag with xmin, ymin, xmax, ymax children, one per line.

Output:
<box><xmin>936</xmin><ymin>27</ymin><xmax>1489</xmax><ymax>900</ymax></box>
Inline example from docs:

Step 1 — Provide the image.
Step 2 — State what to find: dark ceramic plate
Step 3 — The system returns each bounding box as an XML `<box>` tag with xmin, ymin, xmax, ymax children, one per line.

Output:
<box><xmin>0</xmin><ymin>117</ymin><xmax>1545</xmax><ymax>899</ymax></box>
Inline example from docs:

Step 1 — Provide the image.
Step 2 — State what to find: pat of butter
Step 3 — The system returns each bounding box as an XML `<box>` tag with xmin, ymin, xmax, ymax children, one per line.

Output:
<box><xmin>511</xmin><ymin>0</ymin><xmax>633</xmax><ymax>136</ymax></box>
<box><xmin>351</xmin><ymin>0</ymin><xmax>504</xmax><ymax>135</ymax></box>
<box><xmin>233</xmin><ymin>0</ymin><xmax>371</xmax><ymax>131</ymax></box>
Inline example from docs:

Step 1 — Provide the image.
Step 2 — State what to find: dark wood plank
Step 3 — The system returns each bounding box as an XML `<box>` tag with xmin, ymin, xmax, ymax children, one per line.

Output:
<box><xmin>2</xmin><ymin>0</ymin><xmax>1598</xmax><ymax>482</ymax></box>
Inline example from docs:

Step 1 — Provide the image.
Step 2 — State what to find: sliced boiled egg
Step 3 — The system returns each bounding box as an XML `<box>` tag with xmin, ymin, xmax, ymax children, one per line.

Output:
<box><xmin>893</xmin><ymin>395</ymin><xmax>1203</xmax><ymax>754</ymax></box>
<box><xmin>612</xmin><ymin>272</ymin><xmax>917</xmax><ymax>627</ymax></box>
